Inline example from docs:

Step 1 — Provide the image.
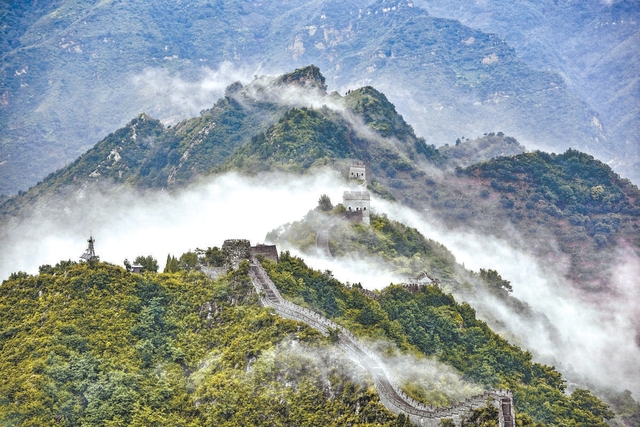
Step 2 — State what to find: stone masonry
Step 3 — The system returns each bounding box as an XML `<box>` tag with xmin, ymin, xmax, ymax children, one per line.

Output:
<box><xmin>247</xmin><ymin>255</ymin><xmax>516</xmax><ymax>427</ymax></box>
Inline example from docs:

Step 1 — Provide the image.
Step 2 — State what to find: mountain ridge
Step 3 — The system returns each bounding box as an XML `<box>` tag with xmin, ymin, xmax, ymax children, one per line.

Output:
<box><xmin>2</xmin><ymin>0</ymin><xmax>631</xmax><ymax>195</ymax></box>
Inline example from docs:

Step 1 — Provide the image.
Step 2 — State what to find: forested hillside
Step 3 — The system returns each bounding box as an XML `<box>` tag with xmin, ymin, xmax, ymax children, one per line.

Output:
<box><xmin>0</xmin><ymin>261</ymin><xmax>403</xmax><ymax>426</ymax></box>
<box><xmin>0</xmin><ymin>251</ymin><xmax>619</xmax><ymax>426</ymax></box>
<box><xmin>2</xmin><ymin>0</ymin><xmax>623</xmax><ymax>195</ymax></box>
<box><xmin>0</xmin><ymin>68</ymin><xmax>434</xmax><ymax>220</ymax></box>
<box><xmin>410</xmin><ymin>146</ymin><xmax>639</xmax><ymax>291</ymax></box>
<box><xmin>260</xmin><ymin>253</ymin><xmax>614</xmax><ymax>427</ymax></box>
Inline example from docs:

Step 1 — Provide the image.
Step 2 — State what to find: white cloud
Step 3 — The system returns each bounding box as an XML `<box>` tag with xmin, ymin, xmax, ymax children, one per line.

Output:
<box><xmin>375</xmin><ymin>198</ymin><xmax>640</xmax><ymax>395</ymax></box>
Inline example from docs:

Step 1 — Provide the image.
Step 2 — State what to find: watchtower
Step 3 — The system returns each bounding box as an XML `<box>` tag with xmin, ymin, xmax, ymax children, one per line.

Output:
<box><xmin>80</xmin><ymin>235</ymin><xmax>99</xmax><ymax>262</ymax></box>
<box><xmin>349</xmin><ymin>160</ymin><xmax>367</xmax><ymax>183</ymax></box>
<box><xmin>343</xmin><ymin>191</ymin><xmax>370</xmax><ymax>224</ymax></box>
<box><xmin>222</xmin><ymin>239</ymin><xmax>252</xmax><ymax>267</ymax></box>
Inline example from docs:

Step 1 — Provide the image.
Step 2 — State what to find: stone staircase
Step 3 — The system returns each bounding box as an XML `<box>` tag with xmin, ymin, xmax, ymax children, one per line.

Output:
<box><xmin>248</xmin><ymin>256</ymin><xmax>515</xmax><ymax>427</ymax></box>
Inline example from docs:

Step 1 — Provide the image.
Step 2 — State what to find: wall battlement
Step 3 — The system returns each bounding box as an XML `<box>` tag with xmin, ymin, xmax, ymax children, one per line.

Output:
<box><xmin>247</xmin><ymin>257</ymin><xmax>515</xmax><ymax>427</ymax></box>
<box><xmin>251</xmin><ymin>244</ymin><xmax>279</xmax><ymax>262</ymax></box>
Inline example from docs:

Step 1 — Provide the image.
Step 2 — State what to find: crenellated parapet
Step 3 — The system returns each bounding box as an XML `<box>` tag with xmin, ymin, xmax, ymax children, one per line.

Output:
<box><xmin>247</xmin><ymin>257</ymin><xmax>515</xmax><ymax>427</ymax></box>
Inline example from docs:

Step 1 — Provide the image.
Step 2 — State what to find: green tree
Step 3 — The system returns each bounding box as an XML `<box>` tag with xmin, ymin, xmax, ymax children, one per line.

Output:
<box><xmin>317</xmin><ymin>194</ymin><xmax>333</xmax><ymax>211</ymax></box>
<box><xmin>178</xmin><ymin>251</ymin><xmax>199</xmax><ymax>271</ymax></box>
<box><xmin>479</xmin><ymin>269</ymin><xmax>512</xmax><ymax>293</ymax></box>
<box><xmin>204</xmin><ymin>246</ymin><xmax>225</xmax><ymax>267</ymax></box>
<box><xmin>461</xmin><ymin>401</ymin><xmax>499</xmax><ymax>426</ymax></box>
<box><xmin>163</xmin><ymin>254</ymin><xmax>179</xmax><ymax>273</ymax></box>
<box><xmin>134</xmin><ymin>255</ymin><xmax>158</xmax><ymax>273</ymax></box>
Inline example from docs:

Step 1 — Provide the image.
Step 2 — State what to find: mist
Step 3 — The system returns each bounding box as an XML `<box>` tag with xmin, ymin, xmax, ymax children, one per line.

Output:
<box><xmin>0</xmin><ymin>171</ymin><xmax>344</xmax><ymax>280</ymax></box>
<box><xmin>131</xmin><ymin>61</ymin><xmax>257</xmax><ymax>125</ymax></box>
<box><xmin>2</xmin><ymin>165</ymin><xmax>638</xmax><ymax>398</ymax></box>
<box><xmin>374</xmin><ymin>198</ymin><xmax>640</xmax><ymax>396</ymax></box>
<box><xmin>379</xmin><ymin>346</ymin><xmax>484</xmax><ymax>406</ymax></box>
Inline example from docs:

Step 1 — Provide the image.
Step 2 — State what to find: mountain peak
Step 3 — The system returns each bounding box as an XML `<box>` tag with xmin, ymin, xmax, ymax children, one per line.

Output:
<box><xmin>278</xmin><ymin>65</ymin><xmax>327</xmax><ymax>94</ymax></box>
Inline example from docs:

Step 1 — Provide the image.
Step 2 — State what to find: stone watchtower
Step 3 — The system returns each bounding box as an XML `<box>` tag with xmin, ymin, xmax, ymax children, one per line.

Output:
<box><xmin>349</xmin><ymin>160</ymin><xmax>367</xmax><ymax>184</ymax></box>
<box><xmin>343</xmin><ymin>191</ymin><xmax>371</xmax><ymax>224</ymax></box>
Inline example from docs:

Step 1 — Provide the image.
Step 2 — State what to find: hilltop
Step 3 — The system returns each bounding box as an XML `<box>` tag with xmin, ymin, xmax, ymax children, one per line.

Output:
<box><xmin>0</xmin><ymin>249</ymin><xmax>620</xmax><ymax>426</ymax></box>
<box><xmin>1</xmin><ymin>0</ymin><xmax>625</xmax><ymax>195</ymax></box>
<box><xmin>0</xmin><ymin>67</ymin><xmax>433</xmax><ymax>219</ymax></box>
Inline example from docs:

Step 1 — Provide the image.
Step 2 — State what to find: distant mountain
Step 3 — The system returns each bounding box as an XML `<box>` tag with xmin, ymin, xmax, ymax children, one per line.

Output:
<box><xmin>0</xmin><ymin>66</ymin><xmax>432</xmax><ymax>218</ymax></box>
<box><xmin>4</xmin><ymin>66</ymin><xmax>638</xmax><ymax>294</ymax></box>
<box><xmin>261</xmin><ymin>0</ymin><xmax>608</xmax><ymax>160</ymax></box>
<box><xmin>2</xmin><ymin>0</ymin><xmax>629</xmax><ymax>195</ymax></box>
<box><xmin>414</xmin><ymin>0</ymin><xmax>640</xmax><ymax>186</ymax></box>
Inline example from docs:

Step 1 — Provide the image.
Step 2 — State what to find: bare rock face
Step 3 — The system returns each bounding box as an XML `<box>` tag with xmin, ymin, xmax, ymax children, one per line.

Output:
<box><xmin>277</xmin><ymin>65</ymin><xmax>327</xmax><ymax>94</ymax></box>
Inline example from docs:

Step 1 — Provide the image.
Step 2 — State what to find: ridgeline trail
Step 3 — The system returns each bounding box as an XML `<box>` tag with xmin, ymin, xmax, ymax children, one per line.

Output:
<box><xmin>248</xmin><ymin>256</ymin><xmax>515</xmax><ymax>427</ymax></box>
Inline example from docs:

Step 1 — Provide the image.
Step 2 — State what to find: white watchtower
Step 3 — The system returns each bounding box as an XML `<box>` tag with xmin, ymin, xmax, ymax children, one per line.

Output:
<box><xmin>343</xmin><ymin>190</ymin><xmax>370</xmax><ymax>224</ymax></box>
<box><xmin>349</xmin><ymin>160</ymin><xmax>367</xmax><ymax>184</ymax></box>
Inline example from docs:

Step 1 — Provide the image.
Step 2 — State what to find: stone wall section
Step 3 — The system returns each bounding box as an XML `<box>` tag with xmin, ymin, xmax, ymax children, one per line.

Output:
<box><xmin>315</xmin><ymin>211</ymin><xmax>364</xmax><ymax>258</ymax></box>
<box><xmin>250</xmin><ymin>244</ymin><xmax>279</xmax><ymax>262</ymax></box>
<box><xmin>248</xmin><ymin>257</ymin><xmax>515</xmax><ymax>427</ymax></box>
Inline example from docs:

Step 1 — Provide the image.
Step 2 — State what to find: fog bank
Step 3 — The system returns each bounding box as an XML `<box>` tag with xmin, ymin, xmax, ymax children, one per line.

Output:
<box><xmin>375</xmin><ymin>199</ymin><xmax>640</xmax><ymax>395</ymax></box>
<box><xmin>0</xmin><ymin>171</ymin><xmax>343</xmax><ymax>280</ymax></box>
<box><xmin>1</xmin><ymin>169</ymin><xmax>637</xmax><ymax>397</ymax></box>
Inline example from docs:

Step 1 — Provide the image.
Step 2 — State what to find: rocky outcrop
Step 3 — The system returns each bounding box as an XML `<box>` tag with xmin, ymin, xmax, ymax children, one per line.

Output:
<box><xmin>277</xmin><ymin>65</ymin><xmax>327</xmax><ymax>93</ymax></box>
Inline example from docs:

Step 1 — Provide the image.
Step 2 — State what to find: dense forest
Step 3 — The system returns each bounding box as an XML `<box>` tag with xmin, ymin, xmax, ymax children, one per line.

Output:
<box><xmin>0</xmin><ymin>260</ymin><xmax>404</xmax><ymax>426</ymax></box>
<box><xmin>261</xmin><ymin>253</ymin><xmax>614</xmax><ymax>427</ymax></box>
<box><xmin>0</xmin><ymin>250</ymin><xmax>621</xmax><ymax>426</ymax></box>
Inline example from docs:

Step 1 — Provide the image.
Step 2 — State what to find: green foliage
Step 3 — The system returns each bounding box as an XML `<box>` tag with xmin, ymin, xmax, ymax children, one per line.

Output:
<box><xmin>218</xmin><ymin>106</ymin><xmax>354</xmax><ymax>174</ymax></box>
<box><xmin>261</xmin><ymin>252</ymin><xmax>613</xmax><ymax>427</ymax></box>
<box><xmin>478</xmin><ymin>269</ymin><xmax>512</xmax><ymax>294</ymax></box>
<box><xmin>133</xmin><ymin>255</ymin><xmax>159</xmax><ymax>273</ymax></box>
<box><xmin>274</xmin><ymin>211</ymin><xmax>457</xmax><ymax>281</ymax></box>
<box><xmin>606</xmin><ymin>389</ymin><xmax>640</xmax><ymax>426</ymax></box>
<box><xmin>203</xmin><ymin>246</ymin><xmax>225</xmax><ymax>267</ymax></box>
<box><xmin>278</xmin><ymin>65</ymin><xmax>327</xmax><ymax>92</ymax></box>
<box><xmin>178</xmin><ymin>251</ymin><xmax>199</xmax><ymax>271</ymax></box>
<box><xmin>439</xmin><ymin>134</ymin><xmax>526</xmax><ymax>168</ymax></box>
<box><xmin>164</xmin><ymin>255</ymin><xmax>180</xmax><ymax>273</ymax></box>
<box><xmin>0</xmin><ymin>260</ymin><xmax>405</xmax><ymax>426</ymax></box>
<box><xmin>460</xmin><ymin>401</ymin><xmax>499</xmax><ymax>426</ymax></box>
<box><xmin>318</xmin><ymin>194</ymin><xmax>333</xmax><ymax>212</ymax></box>
<box><xmin>344</xmin><ymin>86</ymin><xmax>415</xmax><ymax>140</ymax></box>
<box><xmin>464</xmin><ymin>150</ymin><xmax>637</xmax><ymax>218</ymax></box>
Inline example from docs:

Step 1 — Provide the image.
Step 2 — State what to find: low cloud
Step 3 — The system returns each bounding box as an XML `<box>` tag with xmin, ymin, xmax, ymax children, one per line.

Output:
<box><xmin>0</xmin><ymin>171</ymin><xmax>343</xmax><ymax>279</ymax></box>
<box><xmin>2</xmin><ymin>168</ymin><xmax>637</xmax><ymax>398</ymax></box>
<box><xmin>375</xmin><ymin>198</ymin><xmax>640</xmax><ymax>395</ymax></box>
<box><xmin>131</xmin><ymin>61</ymin><xmax>257</xmax><ymax>124</ymax></box>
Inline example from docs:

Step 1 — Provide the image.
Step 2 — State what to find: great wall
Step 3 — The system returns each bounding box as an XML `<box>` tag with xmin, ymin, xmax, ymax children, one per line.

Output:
<box><xmin>246</xmin><ymin>161</ymin><xmax>516</xmax><ymax>426</ymax></box>
<box><xmin>79</xmin><ymin>231</ymin><xmax>515</xmax><ymax>426</ymax></box>
<box><xmin>207</xmin><ymin>160</ymin><xmax>516</xmax><ymax>426</ymax></box>
<box><xmin>247</xmin><ymin>253</ymin><xmax>516</xmax><ymax>427</ymax></box>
